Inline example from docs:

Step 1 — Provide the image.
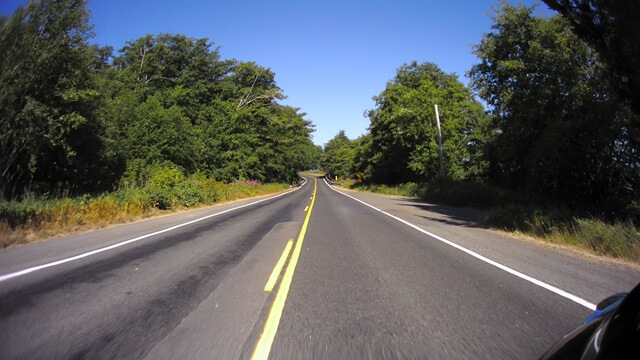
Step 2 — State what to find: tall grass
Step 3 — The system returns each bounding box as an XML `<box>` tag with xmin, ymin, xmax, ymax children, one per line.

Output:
<box><xmin>484</xmin><ymin>206</ymin><xmax>640</xmax><ymax>261</ymax></box>
<box><xmin>0</xmin><ymin>174</ymin><xmax>289</xmax><ymax>248</ymax></box>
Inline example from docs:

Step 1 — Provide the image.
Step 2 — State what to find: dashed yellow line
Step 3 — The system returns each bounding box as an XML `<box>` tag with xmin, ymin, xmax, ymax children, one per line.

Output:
<box><xmin>304</xmin><ymin>206</ymin><xmax>309</xmax><ymax>212</ymax></box>
<box><xmin>251</xmin><ymin>178</ymin><xmax>317</xmax><ymax>360</ymax></box>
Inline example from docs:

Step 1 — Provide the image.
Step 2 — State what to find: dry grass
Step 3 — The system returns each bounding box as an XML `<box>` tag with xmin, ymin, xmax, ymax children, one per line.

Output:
<box><xmin>1</xmin><ymin>182</ymin><xmax>289</xmax><ymax>249</ymax></box>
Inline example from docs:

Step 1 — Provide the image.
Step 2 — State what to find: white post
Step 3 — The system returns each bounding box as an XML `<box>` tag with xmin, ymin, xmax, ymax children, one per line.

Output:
<box><xmin>435</xmin><ymin>104</ymin><xmax>444</xmax><ymax>177</ymax></box>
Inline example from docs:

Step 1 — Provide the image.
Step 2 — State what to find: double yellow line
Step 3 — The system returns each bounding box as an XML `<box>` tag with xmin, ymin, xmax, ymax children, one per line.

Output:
<box><xmin>251</xmin><ymin>178</ymin><xmax>317</xmax><ymax>360</ymax></box>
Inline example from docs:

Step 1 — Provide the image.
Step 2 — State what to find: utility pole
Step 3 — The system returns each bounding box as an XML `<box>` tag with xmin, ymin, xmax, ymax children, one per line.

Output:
<box><xmin>434</xmin><ymin>104</ymin><xmax>445</xmax><ymax>177</ymax></box>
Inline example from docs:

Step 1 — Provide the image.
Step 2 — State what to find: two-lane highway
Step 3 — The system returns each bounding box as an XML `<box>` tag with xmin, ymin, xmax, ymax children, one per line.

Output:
<box><xmin>1</xmin><ymin>176</ymin><xmax>638</xmax><ymax>359</ymax></box>
<box><xmin>0</xmin><ymin>180</ymin><xmax>314</xmax><ymax>359</ymax></box>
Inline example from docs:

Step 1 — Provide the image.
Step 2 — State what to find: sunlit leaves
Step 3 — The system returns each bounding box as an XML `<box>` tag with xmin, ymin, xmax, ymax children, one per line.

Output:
<box><xmin>366</xmin><ymin>61</ymin><xmax>488</xmax><ymax>183</ymax></box>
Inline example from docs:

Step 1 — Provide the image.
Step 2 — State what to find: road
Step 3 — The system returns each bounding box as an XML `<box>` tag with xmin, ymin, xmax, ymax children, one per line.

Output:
<box><xmin>0</xmin><ymin>176</ymin><xmax>638</xmax><ymax>359</ymax></box>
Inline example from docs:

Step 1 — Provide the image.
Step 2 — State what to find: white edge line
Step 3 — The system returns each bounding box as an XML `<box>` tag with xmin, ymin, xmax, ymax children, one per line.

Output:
<box><xmin>0</xmin><ymin>180</ymin><xmax>307</xmax><ymax>283</ymax></box>
<box><xmin>323</xmin><ymin>178</ymin><xmax>597</xmax><ymax>311</ymax></box>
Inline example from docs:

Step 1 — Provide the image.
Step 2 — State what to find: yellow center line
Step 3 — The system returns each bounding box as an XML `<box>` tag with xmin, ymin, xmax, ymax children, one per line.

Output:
<box><xmin>304</xmin><ymin>206</ymin><xmax>309</xmax><ymax>212</ymax></box>
<box><xmin>251</xmin><ymin>178</ymin><xmax>317</xmax><ymax>360</ymax></box>
<box><xmin>263</xmin><ymin>239</ymin><xmax>294</xmax><ymax>292</ymax></box>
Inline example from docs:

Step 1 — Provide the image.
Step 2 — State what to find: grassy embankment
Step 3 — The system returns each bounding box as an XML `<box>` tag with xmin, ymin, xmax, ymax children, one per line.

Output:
<box><xmin>342</xmin><ymin>178</ymin><xmax>640</xmax><ymax>262</ymax></box>
<box><xmin>0</xmin><ymin>169</ymin><xmax>289</xmax><ymax>248</ymax></box>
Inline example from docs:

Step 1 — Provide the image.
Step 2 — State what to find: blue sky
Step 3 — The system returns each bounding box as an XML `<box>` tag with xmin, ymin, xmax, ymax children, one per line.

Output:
<box><xmin>1</xmin><ymin>0</ymin><xmax>550</xmax><ymax>146</ymax></box>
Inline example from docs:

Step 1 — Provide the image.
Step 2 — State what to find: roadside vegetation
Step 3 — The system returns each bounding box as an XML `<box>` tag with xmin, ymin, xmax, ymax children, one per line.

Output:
<box><xmin>0</xmin><ymin>164</ymin><xmax>290</xmax><ymax>248</ymax></box>
<box><xmin>340</xmin><ymin>179</ymin><xmax>640</xmax><ymax>262</ymax></box>
<box><xmin>323</xmin><ymin>3</ymin><xmax>640</xmax><ymax>262</ymax></box>
<box><xmin>0</xmin><ymin>0</ymin><xmax>321</xmax><ymax>246</ymax></box>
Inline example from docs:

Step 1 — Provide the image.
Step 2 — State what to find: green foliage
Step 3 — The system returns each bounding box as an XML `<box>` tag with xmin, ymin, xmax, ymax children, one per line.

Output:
<box><xmin>148</xmin><ymin>166</ymin><xmax>185</xmax><ymax>191</ymax></box>
<box><xmin>469</xmin><ymin>2</ymin><xmax>640</xmax><ymax>220</ymax></box>
<box><xmin>543</xmin><ymin>0</ymin><xmax>640</xmax><ymax>117</ymax></box>
<box><xmin>347</xmin><ymin>182</ymin><xmax>420</xmax><ymax>198</ymax></box>
<box><xmin>0</xmin><ymin>198</ymin><xmax>45</xmax><ymax>228</ymax></box>
<box><xmin>322</xmin><ymin>130</ymin><xmax>357</xmax><ymax>179</ymax></box>
<box><xmin>1</xmin><ymin>1</ymin><xmax>317</xmax><ymax>201</ymax></box>
<box><xmin>128</xmin><ymin>96</ymin><xmax>197</xmax><ymax>171</ymax></box>
<box><xmin>364</xmin><ymin>61</ymin><xmax>490</xmax><ymax>184</ymax></box>
<box><xmin>106</xmin><ymin>34</ymin><xmax>316</xmax><ymax>185</ymax></box>
<box><xmin>568</xmin><ymin>219</ymin><xmax>639</xmax><ymax>259</ymax></box>
<box><xmin>0</xmin><ymin>0</ymin><xmax>111</xmax><ymax>198</ymax></box>
<box><xmin>347</xmin><ymin>177</ymin><xmax>516</xmax><ymax>209</ymax></box>
<box><xmin>301</xmin><ymin>144</ymin><xmax>323</xmax><ymax>171</ymax></box>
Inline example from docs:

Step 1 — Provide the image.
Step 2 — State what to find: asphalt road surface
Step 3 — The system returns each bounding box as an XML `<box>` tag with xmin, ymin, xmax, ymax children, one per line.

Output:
<box><xmin>1</xmin><ymin>176</ymin><xmax>638</xmax><ymax>359</ymax></box>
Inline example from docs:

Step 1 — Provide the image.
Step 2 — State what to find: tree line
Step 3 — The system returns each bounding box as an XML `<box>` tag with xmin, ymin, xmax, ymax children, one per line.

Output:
<box><xmin>0</xmin><ymin>0</ymin><xmax>321</xmax><ymax>200</ymax></box>
<box><xmin>322</xmin><ymin>2</ymin><xmax>640</xmax><ymax>222</ymax></box>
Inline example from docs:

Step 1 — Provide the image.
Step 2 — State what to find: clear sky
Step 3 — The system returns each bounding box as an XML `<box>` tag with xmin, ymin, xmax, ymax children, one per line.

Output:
<box><xmin>1</xmin><ymin>0</ymin><xmax>550</xmax><ymax>146</ymax></box>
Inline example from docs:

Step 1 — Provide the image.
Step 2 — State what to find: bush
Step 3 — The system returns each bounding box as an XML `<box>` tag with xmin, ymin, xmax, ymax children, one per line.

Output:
<box><xmin>145</xmin><ymin>187</ymin><xmax>175</xmax><ymax>210</ymax></box>
<box><xmin>148</xmin><ymin>165</ymin><xmax>185</xmax><ymax>190</ymax></box>
<box><xmin>174</xmin><ymin>180</ymin><xmax>204</xmax><ymax>207</ymax></box>
<box><xmin>348</xmin><ymin>177</ymin><xmax>517</xmax><ymax>208</ymax></box>
<box><xmin>348</xmin><ymin>177</ymin><xmax>640</xmax><ymax>261</ymax></box>
<box><xmin>481</xmin><ymin>204</ymin><xmax>532</xmax><ymax>230</ymax></box>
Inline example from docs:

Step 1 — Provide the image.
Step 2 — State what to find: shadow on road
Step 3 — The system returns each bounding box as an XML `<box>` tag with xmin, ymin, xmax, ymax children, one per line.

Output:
<box><xmin>394</xmin><ymin>199</ymin><xmax>487</xmax><ymax>229</ymax></box>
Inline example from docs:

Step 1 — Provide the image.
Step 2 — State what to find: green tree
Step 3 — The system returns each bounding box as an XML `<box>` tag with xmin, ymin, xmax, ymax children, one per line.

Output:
<box><xmin>542</xmin><ymin>0</ymin><xmax>640</xmax><ymax>117</ymax></box>
<box><xmin>104</xmin><ymin>35</ymin><xmax>317</xmax><ymax>184</ymax></box>
<box><xmin>113</xmin><ymin>34</ymin><xmax>229</xmax><ymax>100</ymax></box>
<box><xmin>469</xmin><ymin>3</ymin><xmax>640</xmax><ymax>216</ymax></box>
<box><xmin>125</xmin><ymin>96</ymin><xmax>197</xmax><ymax>171</ymax></box>
<box><xmin>365</xmin><ymin>61</ymin><xmax>488</xmax><ymax>184</ymax></box>
<box><xmin>322</xmin><ymin>130</ymin><xmax>356</xmax><ymax>179</ymax></box>
<box><xmin>198</xmin><ymin>61</ymin><xmax>314</xmax><ymax>182</ymax></box>
<box><xmin>2</xmin><ymin>6</ymin><xmax>317</xmax><ymax>198</ymax></box>
<box><xmin>0</xmin><ymin>0</ymin><xmax>108</xmax><ymax>198</ymax></box>
<box><xmin>301</xmin><ymin>142</ymin><xmax>323</xmax><ymax>171</ymax></box>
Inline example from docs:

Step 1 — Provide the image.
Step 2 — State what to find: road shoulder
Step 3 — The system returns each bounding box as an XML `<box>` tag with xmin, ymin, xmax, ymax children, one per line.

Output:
<box><xmin>329</xmin><ymin>183</ymin><xmax>640</xmax><ymax>304</ymax></box>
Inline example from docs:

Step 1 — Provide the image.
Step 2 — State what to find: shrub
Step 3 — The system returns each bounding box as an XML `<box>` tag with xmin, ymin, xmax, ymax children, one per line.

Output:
<box><xmin>145</xmin><ymin>187</ymin><xmax>175</xmax><ymax>210</ymax></box>
<box><xmin>148</xmin><ymin>165</ymin><xmax>185</xmax><ymax>190</ymax></box>
<box><xmin>174</xmin><ymin>180</ymin><xmax>204</xmax><ymax>207</ymax></box>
